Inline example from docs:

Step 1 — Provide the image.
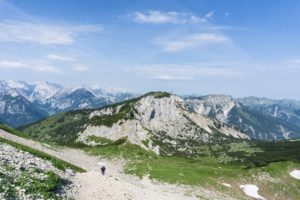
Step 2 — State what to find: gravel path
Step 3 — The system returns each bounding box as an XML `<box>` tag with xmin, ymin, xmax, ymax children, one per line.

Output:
<box><xmin>0</xmin><ymin>129</ymin><xmax>238</xmax><ymax>200</ymax></box>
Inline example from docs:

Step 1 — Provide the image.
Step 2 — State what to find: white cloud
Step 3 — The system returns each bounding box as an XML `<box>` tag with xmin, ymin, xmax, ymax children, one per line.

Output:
<box><xmin>131</xmin><ymin>63</ymin><xmax>243</xmax><ymax>82</ymax></box>
<box><xmin>205</xmin><ymin>11</ymin><xmax>214</xmax><ymax>19</ymax></box>
<box><xmin>0</xmin><ymin>59</ymin><xmax>61</xmax><ymax>72</ymax></box>
<box><xmin>156</xmin><ymin>33</ymin><xmax>231</xmax><ymax>52</ymax></box>
<box><xmin>0</xmin><ymin>21</ymin><xmax>102</xmax><ymax>45</ymax></box>
<box><xmin>46</xmin><ymin>54</ymin><xmax>75</xmax><ymax>61</ymax></box>
<box><xmin>201</xmin><ymin>25</ymin><xmax>247</xmax><ymax>31</ymax></box>
<box><xmin>130</xmin><ymin>10</ymin><xmax>204</xmax><ymax>24</ymax></box>
<box><xmin>0</xmin><ymin>60</ymin><xmax>27</xmax><ymax>68</ymax></box>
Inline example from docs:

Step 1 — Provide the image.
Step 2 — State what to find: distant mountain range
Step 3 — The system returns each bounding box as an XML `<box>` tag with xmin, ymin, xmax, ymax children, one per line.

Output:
<box><xmin>1</xmin><ymin>80</ymin><xmax>300</xmax><ymax>141</ymax></box>
<box><xmin>0</xmin><ymin>80</ymin><xmax>136</xmax><ymax>127</ymax></box>
<box><xmin>184</xmin><ymin>95</ymin><xmax>300</xmax><ymax>140</ymax></box>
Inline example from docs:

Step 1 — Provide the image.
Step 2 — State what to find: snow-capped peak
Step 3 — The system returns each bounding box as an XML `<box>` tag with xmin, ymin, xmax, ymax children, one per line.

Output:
<box><xmin>7</xmin><ymin>89</ymin><xmax>19</xmax><ymax>97</ymax></box>
<box><xmin>29</xmin><ymin>82</ymin><xmax>62</xmax><ymax>102</ymax></box>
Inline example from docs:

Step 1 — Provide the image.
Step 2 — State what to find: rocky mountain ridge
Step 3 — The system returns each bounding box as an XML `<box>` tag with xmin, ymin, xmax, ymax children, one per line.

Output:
<box><xmin>22</xmin><ymin>92</ymin><xmax>249</xmax><ymax>156</ymax></box>
<box><xmin>184</xmin><ymin>95</ymin><xmax>300</xmax><ymax>140</ymax></box>
<box><xmin>237</xmin><ymin>96</ymin><xmax>300</xmax><ymax>129</ymax></box>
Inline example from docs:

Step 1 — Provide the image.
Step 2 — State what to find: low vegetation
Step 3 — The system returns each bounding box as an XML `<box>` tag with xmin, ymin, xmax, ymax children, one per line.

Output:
<box><xmin>0</xmin><ymin>169</ymin><xmax>63</xmax><ymax>200</ymax></box>
<box><xmin>19</xmin><ymin>111</ymin><xmax>91</xmax><ymax>145</ymax></box>
<box><xmin>89</xmin><ymin>101</ymin><xmax>136</xmax><ymax>127</ymax></box>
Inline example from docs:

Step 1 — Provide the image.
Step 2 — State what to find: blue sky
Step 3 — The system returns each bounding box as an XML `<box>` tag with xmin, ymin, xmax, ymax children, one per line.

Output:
<box><xmin>0</xmin><ymin>0</ymin><xmax>300</xmax><ymax>99</ymax></box>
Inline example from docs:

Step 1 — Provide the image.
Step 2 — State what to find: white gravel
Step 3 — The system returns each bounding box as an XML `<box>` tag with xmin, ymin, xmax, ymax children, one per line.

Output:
<box><xmin>289</xmin><ymin>170</ymin><xmax>300</xmax><ymax>180</ymax></box>
<box><xmin>239</xmin><ymin>184</ymin><xmax>266</xmax><ymax>200</ymax></box>
<box><xmin>0</xmin><ymin>142</ymin><xmax>74</xmax><ymax>199</ymax></box>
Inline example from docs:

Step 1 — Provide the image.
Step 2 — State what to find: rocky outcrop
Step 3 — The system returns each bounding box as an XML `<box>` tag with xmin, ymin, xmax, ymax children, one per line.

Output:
<box><xmin>78</xmin><ymin>93</ymin><xmax>248</xmax><ymax>155</ymax></box>
<box><xmin>184</xmin><ymin>95</ymin><xmax>237</xmax><ymax>123</ymax></box>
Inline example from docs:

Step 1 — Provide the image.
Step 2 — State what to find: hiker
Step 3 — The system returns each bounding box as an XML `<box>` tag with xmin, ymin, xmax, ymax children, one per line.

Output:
<box><xmin>101</xmin><ymin>166</ymin><xmax>106</xmax><ymax>175</ymax></box>
<box><xmin>97</xmin><ymin>162</ymin><xmax>106</xmax><ymax>175</ymax></box>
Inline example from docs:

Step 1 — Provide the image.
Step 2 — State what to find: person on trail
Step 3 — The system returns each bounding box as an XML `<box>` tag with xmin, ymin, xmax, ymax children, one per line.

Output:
<box><xmin>97</xmin><ymin>162</ymin><xmax>106</xmax><ymax>175</ymax></box>
<box><xmin>101</xmin><ymin>166</ymin><xmax>106</xmax><ymax>175</ymax></box>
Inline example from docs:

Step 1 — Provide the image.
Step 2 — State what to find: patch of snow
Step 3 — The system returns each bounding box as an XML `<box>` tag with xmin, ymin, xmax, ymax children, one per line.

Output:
<box><xmin>79</xmin><ymin>102</ymin><xmax>89</xmax><ymax>108</ymax></box>
<box><xmin>30</xmin><ymin>82</ymin><xmax>60</xmax><ymax>102</ymax></box>
<box><xmin>6</xmin><ymin>80</ymin><xmax>26</xmax><ymax>89</ymax></box>
<box><xmin>289</xmin><ymin>170</ymin><xmax>300</xmax><ymax>179</ymax></box>
<box><xmin>239</xmin><ymin>184</ymin><xmax>266</xmax><ymax>200</ymax></box>
<box><xmin>7</xmin><ymin>90</ymin><xmax>19</xmax><ymax>97</ymax></box>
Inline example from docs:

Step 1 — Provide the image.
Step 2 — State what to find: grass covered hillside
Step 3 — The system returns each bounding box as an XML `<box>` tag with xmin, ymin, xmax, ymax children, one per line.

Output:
<box><xmin>19</xmin><ymin>92</ymin><xmax>170</xmax><ymax>145</ymax></box>
<box><xmin>19</xmin><ymin>110</ymin><xmax>92</xmax><ymax>145</ymax></box>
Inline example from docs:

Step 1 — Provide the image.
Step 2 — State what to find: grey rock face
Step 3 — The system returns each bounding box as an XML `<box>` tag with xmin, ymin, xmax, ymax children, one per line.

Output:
<box><xmin>78</xmin><ymin>93</ymin><xmax>248</xmax><ymax>155</ymax></box>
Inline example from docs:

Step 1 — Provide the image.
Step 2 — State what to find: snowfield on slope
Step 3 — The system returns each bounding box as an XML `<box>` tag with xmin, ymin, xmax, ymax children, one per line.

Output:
<box><xmin>289</xmin><ymin>170</ymin><xmax>300</xmax><ymax>179</ymax></box>
<box><xmin>239</xmin><ymin>184</ymin><xmax>266</xmax><ymax>200</ymax></box>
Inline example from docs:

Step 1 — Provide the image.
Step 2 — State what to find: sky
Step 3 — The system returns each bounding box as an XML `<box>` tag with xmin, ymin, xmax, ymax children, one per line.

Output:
<box><xmin>0</xmin><ymin>0</ymin><xmax>300</xmax><ymax>99</ymax></box>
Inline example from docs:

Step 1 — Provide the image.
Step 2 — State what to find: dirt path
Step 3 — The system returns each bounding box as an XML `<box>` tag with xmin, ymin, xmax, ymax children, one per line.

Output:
<box><xmin>0</xmin><ymin>129</ymin><xmax>237</xmax><ymax>200</ymax></box>
<box><xmin>0</xmin><ymin>129</ymin><xmax>118</xmax><ymax>172</ymax></box>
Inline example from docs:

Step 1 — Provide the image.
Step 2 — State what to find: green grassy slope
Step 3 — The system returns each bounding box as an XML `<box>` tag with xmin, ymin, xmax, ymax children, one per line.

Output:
<box><xmin>20</xmin><ymin>92</ymin><xmax>170</xmax><ymax>144</ymax></box>
<box><xmin>82</xmin><ymin>138</ymin><xmax>300</xmax><ymax>199</ymax></box>
<box><xmin>19</xmin><ymin>110</ymin><xmax>92</xmax><ymax>145</ymax></box>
